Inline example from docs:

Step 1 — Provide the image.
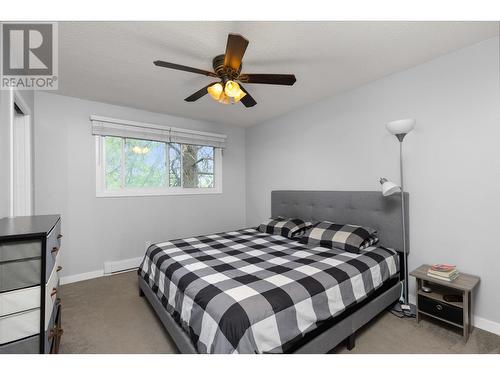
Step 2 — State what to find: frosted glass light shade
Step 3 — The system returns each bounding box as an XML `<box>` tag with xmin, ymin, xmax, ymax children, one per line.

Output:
<box><xmin>224</xmin><ymin>80</ymin><xmax>241</xmax><ymax>98</ymax></box>
<box><xmin>386</xmin><ymin>118</ymin><xmax>415</xmax><ymax>135</ymax></box>
<box><xmin>380</xmin><ymin>178</ymin><xmax>401</xmax><ymax>197</ymax></box>
<box><xmin>207</xmin><ymin>83</ymin><xmax>223</xmax><ymax>100</ymax></box>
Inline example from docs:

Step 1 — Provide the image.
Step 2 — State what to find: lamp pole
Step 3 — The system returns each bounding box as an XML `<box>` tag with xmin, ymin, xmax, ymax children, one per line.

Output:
<box><xmin>396</xmin><ymin>133</ymin><xmax>409</xmax><ymax>306</ymax></box>
<box><xmin>384</xmin><ymin>118</ymin><xmax>415</xmax><ymax>311</ymax></box>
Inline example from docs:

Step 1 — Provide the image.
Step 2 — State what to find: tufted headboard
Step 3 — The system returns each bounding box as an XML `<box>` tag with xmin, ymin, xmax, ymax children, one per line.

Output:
<box><xmin>271</xmin><ymin>190</ymin><xmax>409</xmax><ymax>253</ymax></box>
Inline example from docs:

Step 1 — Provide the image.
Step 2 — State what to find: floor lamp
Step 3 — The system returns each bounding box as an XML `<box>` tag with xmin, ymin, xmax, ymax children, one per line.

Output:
<box><xmin>380</xmin><ymin>118</ymin><xmax>415</xmax><ymax>315</ymax></box>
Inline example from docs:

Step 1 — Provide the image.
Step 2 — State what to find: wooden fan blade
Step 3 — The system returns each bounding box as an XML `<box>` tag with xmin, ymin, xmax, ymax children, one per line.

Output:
<box><xmin>184</xmin><ymin>83</ymin><xmax>216</xmax><ymax>102</ymax></box>
<box><xmin>238</xmin><ymin>74</ymin><xmax>296</xmax><ymax>86</ymax></box>
<box><xmin>154</xmin><ymin>60</ymin><xmax>217</xmax><ymax>77</ymax></box>
<box><xmin>238</xmin><ymin>84</ymin><xmax>257</xmax><ymax>107</ymax></box>
<box><xmin>224</xmin><ymin>34</ymin><xmax>249</xmax><ymax>71</ymax></box>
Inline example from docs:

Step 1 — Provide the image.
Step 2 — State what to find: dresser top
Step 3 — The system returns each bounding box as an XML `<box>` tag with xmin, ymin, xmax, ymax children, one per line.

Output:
<box><xmin>0</xmin><ymin>215</ymin><xmax>60</xmax><ymax>240</ymax></box>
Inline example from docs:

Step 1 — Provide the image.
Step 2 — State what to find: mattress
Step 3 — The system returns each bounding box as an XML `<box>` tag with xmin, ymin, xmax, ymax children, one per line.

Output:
<box><xmin>138</xmin><ymin>228</ymin><xmax>399</xmax><ymax>353</ymax></box>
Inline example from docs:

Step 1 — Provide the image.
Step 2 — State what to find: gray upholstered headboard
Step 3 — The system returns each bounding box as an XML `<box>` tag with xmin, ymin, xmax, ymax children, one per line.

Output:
<box><xmin>271</xmin><ymin>190</ymin><xmax>409</xmax><ymax>253</ymax></box>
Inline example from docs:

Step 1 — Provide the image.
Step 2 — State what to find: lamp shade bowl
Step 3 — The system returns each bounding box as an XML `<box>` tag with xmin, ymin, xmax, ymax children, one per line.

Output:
<box><xmin>386</xmin><ymin>118</ymin><xmax>416</xmax><ymax>135</ymax></box>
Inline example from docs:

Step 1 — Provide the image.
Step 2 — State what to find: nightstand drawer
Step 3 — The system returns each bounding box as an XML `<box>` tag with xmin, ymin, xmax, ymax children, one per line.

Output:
<box><xmin>418</xmin><ymin>294</ymin><xmax>463</xmax><ymax>326</ymax></box>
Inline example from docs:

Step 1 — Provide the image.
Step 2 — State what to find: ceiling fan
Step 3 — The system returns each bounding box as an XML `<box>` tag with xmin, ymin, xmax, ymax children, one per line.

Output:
<box><xmin>153</xmin><ymin>33</ymin><xmax>297</xmax><ymax>107</ymax></box>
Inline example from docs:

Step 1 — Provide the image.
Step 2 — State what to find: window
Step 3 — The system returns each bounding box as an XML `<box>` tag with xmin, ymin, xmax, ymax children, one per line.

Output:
<box><xmin>93</xmin><ymin>116</ymin><xmax>225</xmax><ymax>197</ymax></box>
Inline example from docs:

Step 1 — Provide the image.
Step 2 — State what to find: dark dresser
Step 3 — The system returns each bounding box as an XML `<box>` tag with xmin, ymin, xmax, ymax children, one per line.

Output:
<box><xmin>0</xmin><ymin>215</ymin><xmax>63</xmax><ymax>354</ymax></box>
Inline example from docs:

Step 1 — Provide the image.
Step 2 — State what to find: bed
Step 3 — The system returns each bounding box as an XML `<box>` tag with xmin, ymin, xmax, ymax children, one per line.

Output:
<box><xmin>138</xmin><ymin>190</ymin><xmax>409</xmax><ymax>353</ymax></box>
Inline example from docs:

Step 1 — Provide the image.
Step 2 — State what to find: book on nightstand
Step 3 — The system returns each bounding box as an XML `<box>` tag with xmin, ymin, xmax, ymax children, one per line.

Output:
<box><xmin>427</xmin><ymin>264</ymin><xmax>459</xmax><ymax>282</ymax></box>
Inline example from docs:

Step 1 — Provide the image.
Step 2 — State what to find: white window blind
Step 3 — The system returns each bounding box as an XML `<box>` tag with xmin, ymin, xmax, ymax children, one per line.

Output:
<box><xmin>90</xmin><ymin>115</ymin><xmax>227</xmax><ymax>149</ymax></box>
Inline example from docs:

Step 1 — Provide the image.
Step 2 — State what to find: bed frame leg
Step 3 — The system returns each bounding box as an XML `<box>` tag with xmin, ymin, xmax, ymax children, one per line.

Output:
<box><xmin>139</xmin><ymin>286</ymin><xmax>145</xmax><ymax>297</ymax></box>
<box><xmin>346</xmin><ymin>333</ymin><xmax>356</xmax><ymax>351</ymax></box>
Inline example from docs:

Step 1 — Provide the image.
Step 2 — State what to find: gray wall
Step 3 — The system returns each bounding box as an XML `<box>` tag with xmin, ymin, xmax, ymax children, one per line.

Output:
<box><xmin>245</xmin><ymin>37</ymin><xmax>500</xmax><ymax>325</ymax></box>
<box><xmin>0</xmin><ymin>89</ymin><xmax>34</xmax><ymax>219</ymax></box>
<box><xmin>34</xmin><ymin>92</ymin><xmax>246</xmax><ymax>278</ymax></box>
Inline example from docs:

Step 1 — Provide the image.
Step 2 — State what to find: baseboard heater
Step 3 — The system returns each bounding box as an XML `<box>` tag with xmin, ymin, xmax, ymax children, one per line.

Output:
<box><xmin>103</xmin><ymin>256</ymin><xmax>143</xmax><ymax>275</ymax></box>
<box><xmin>103</xmin><ymin>242</ymin><xmax>151</xmax><ymax>275</ymax></box>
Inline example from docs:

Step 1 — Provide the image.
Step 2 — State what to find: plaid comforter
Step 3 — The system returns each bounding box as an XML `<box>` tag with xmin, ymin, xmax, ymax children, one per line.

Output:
<box><xmin>138</xmin><ymin>228</ymin><xmax>399</xmax><ymax>353</ymax></box>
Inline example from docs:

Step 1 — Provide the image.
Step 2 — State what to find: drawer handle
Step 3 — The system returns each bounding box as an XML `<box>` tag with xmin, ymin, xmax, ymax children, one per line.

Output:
<box><xmin>57</xmin><ymin>234</ymin><xmax>63</xmax><ymax>239</ymax></box>
<box><xmin>57</xmin><ymin>266</ymin><xmax>63</xmax><ymax>272</ymax></box>
<box><xmin>48</xmin><ymin>328</ymin><xmax>63</xmax><ymax>340</ymax></box>
<box><xmin>436</xmin><ymin>304</ymin><xmax>443</xmax><ymax>311</ymax></box>
<box><xmin>51</xmin><ymin>287</ymin><xmax>57</xmax><ymax>297</ymax></box>
<box><xmin>51</xmin><ymin>246</ymin><xmax>59</xmax><ymax>254</ymax></box>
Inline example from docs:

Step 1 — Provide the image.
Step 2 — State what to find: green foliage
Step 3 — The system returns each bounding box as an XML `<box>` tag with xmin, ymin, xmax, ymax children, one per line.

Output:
<box><xmin>104</xmin><ymin>137</ymin><xmax>215</xmax><ymax>190</ymax></box>
<box><xmin>169</xmin><ymin>143</ymin><xmax>181</xmax><ymax>187</ymax></box>
<box><xmin>105</xmin><ymin>137</ymin><xmax>122</xmax><ymax>189</ymax></box>
<box><xmin>125</xmin><ymin>139</ymin><xmax>166</xmax><ymax>188</ymax></box>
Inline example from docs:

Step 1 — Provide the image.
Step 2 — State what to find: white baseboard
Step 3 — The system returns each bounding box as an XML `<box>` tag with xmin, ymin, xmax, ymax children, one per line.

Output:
<box><xmin>60</xmin><ymin>269</ymin><xmax>104</xmax><ymax>285</ymax></box>
<box><xmin>472</xmin><ymin>316</ymin><xmax>500</xmax><ymax>336</ymax></box>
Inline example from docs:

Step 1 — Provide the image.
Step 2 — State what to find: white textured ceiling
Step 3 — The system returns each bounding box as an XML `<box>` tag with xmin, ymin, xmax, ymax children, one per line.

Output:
<box><xmin>57</xmin><ymin>21</ymin><xmax>498</xmax><ymax>126</ymax></box>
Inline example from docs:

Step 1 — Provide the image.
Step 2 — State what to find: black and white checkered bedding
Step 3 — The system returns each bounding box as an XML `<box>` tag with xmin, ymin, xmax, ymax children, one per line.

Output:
<box><xmin>360</xmin><ymin>235</ymin><xmax>379</xmax><ymax>250</ymax></box>
<box><xmin>138</xmin><ymin>228</ymin><xmax>399</xmax><ymax>353</ymax></box>
<box><xmin>257</xmin><ymin>217</ymin><xmax>312</xmax><ymax>238</ymax></box>
<box><xmin>299</xmin><ymin>221</ymin><xmax>377</xmax><ymax>253</ymax></box>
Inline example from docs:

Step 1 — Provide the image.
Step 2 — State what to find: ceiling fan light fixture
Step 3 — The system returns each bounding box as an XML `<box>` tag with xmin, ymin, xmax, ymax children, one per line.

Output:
<box><xmin>224</xmin><ymin>80</ymin><xmax>241</xmax><ymax>98</ymax></box>
<box><xmin>218</xmin><ymin>92</ymin><xmax>230</xmax><ymax>104</ymax></box>
<box><xmin>207</xmin><ymin>83</ymin><xmax>223</xmax><ymax>100</ymax></box>
<box><xmin>233</xmin><ymin>89</ymin><xmax>246</xmax><ymax>103</ymax></box>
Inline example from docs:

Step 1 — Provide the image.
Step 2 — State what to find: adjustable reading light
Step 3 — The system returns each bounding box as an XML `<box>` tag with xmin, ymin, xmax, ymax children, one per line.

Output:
<box><xmin>379</xmin><ymin>178</ymin><xmax>400</xmax><ymax>197</ymax></box>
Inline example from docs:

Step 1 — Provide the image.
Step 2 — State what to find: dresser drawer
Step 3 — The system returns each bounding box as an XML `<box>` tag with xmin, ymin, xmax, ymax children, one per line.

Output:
<box><xmin>0</xmin><ymin>334</ymin><xmax>39</xmax><ymax>354</ymax></box>
<box><xmin>0</xmin><ymin>258</ymin><xmax>41</xmax><ymax>292</ymax></box>
<box><xmin>52</xmin><ymin>303</ymin><xmax>62</xmax><ymax>354</ymax></box>
<box><xmin>0</xmin><ymin>285</ymin><xmax>40</xmax><ymax>316</ymax></box>
<box><xmin>418</xmin><ymin>294</ymin><xmax>463</xmax><ymax>326</ymax></box>
<box><xmin>0</xmin><ymin>240</ymin><xmax>41</xmax><ymax>263</ymax></box>
<box><xmin>0</xmin><ymin>308</ymin><xmax>39</xmax><ymax>344</ymax></box>
<box><xmin>45</xmin><ymin>254</ymin><xmax>61</xmax><ymax>327</ymax></box>
<box><xmin>0</xmin><ymin>255</ymin><xmax>60</xmax><ymax>318</ymax></box>
<box><xmin>45</xmin><ymin>303</ymin><xmax>62</xmax><ymax>354</ymax></box>
<box><xmin>46</xmin><ymin>219</ymin><xmax>62</xmax><ymax>280</ymax></box>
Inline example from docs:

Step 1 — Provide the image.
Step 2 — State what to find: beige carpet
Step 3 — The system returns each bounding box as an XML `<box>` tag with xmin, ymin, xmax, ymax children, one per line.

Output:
<box><xmin>59</xmin><ymin>271</ymin><xmax>500</xmax><ymax>354</ymax></box>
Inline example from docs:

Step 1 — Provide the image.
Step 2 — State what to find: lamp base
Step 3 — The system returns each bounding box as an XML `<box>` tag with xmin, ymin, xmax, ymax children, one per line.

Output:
<box><xmin>390</xmin><ymin>301</ymin><xmax>416</xmax><ymax>318</ymax></box>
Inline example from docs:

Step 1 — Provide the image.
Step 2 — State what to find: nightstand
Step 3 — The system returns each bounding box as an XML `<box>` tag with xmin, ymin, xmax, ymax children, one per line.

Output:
<box><xmin>410</xmin><ymin>265</ymin><xmax>480</xmax><ymax>342</ymax></box>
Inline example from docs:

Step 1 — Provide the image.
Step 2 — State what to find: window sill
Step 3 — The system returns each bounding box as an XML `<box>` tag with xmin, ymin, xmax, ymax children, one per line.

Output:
<box><xmin>96</xmin><ymin>188</ymin><xmax>222</xmax><ymax>198</ymax></box>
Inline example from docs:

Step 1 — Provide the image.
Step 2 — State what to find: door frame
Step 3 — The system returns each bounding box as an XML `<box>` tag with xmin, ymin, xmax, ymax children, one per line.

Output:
<box><xmin>9</xmin><ymin>88</ymin><xmax>33</xmax><ymax>217</ymax></box>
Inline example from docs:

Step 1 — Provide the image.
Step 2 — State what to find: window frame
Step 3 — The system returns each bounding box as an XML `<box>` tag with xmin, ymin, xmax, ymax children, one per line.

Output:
<box><xmin>95</xmin><ymin>136</ymin><xmax>222</xmax><ymax>198</ymax></box>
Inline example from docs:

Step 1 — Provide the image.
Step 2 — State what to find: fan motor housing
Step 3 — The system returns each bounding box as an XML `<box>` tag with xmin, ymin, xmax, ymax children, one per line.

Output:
<box><xmin>213</xmin><ymin>54</ymin><xmax>241</xmax><ymax>81</ymax></box>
